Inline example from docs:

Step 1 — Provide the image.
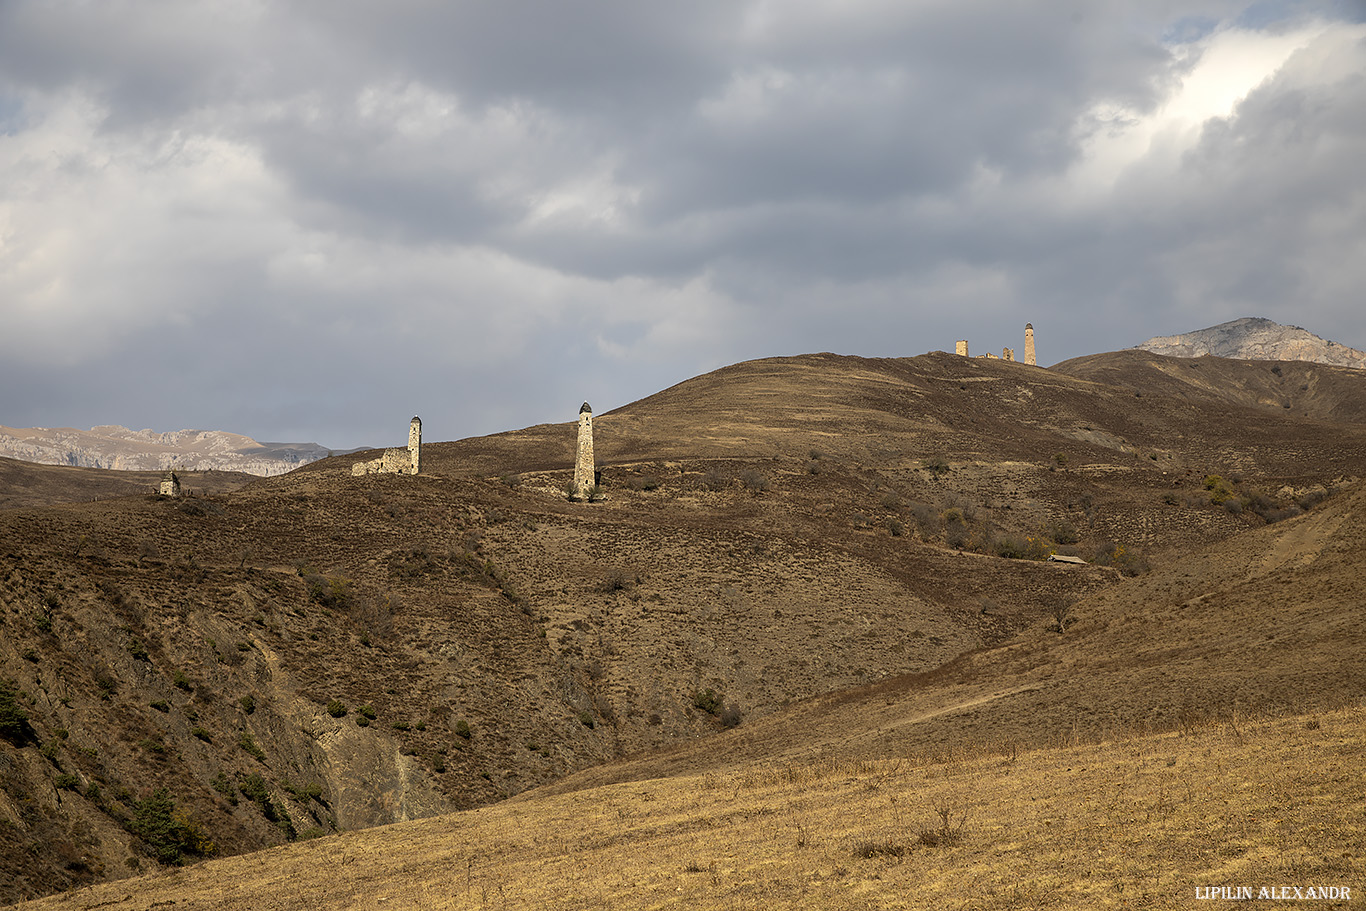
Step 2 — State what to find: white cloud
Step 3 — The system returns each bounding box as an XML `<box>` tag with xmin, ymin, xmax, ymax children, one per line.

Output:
<box><xmin>1072</xmin><ymin>19</ymin><xmax>1339</xmax><ymax>191</ymax></box>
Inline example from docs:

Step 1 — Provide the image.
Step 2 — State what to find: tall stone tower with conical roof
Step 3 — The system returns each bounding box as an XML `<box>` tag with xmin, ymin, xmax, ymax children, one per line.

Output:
<box><xmin>1024</xmin><ymin>323</ymin><xmax>1036</xmax><ymax>366</ymax></box>
<box><xmin>573</xmin><ymin>403</ymin><xmax>594</xmax><ymax>499</ymax></box>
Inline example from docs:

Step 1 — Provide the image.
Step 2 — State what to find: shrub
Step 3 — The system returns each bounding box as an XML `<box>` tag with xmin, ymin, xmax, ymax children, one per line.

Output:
<box><xmin>55</xmin><ymin>773</ymin><xmax>81</xmax><ymax>791</ymax></box>
<box><xmin>454</xmin><ymin>719</ymin><xmax>472</xmax><ymax>739</ymax></box>
<box><xmin>918</xmin><ymin>801</ymin><xmax>969</xmax><ymax>848</ymax></box>
<box><xmin>304</xmin><ymin>574</ymin><xmax>354</xmax><ymax>610</ymax></box>
<box><xmin>126</xmin><ymin>639</ymin><xmax>150</xmax><ymax>662</ymax></box>
<box><xmin>358</xmin><ymin>704</ymin><xmax>376</xmax><ymax>720</ymax></box>
<box><xmin>210</xmin><ymin>772</ymin><xmax>237</xmax><ymax>805</ymax></box>
<box><xmin>739</xmin><ymin>469</ymin><xmax>769</xmax><ymax>492</ymax></box>
<box><xmin>149</xmin><ymin>700</ymin><xmax>170</xmax><ymax>713</ymax></box>
<box><xmin>578</xmin><ymin>711</ymin><xmax>595</xmax><ymax>729</ymax></box>
<box><xmin>922</xmin><ymin>456</ymin><xmax>950</xmax><ymax>476</ymax></box>
<box><xmin>173</xmin><ymin>671</ymin><xmax>193</xmax><ymax>692</ymax></box>
<box><xmin>702</xmin><ymin>469</ymin><xmax>730</xmax><ymax>491</ymax></box>
<box><xmin>0</xmin><ymin>680</ymin><xmax>30</xmax><ymax>745</ymax></box>
<box><xmin>238</xmin><ymin>732</ymin><xmax>265</xmax><ymax>761</ymax></box>
<box><xmin>129</xmin><ymin>788</ymin><xmax>213</xmax><ymax>864</ymax></box>
<box><xmin>191</xmin><ymin>727</ymin><xmax>213</xmax><ymax>743</ymax></box>
<box><xmin>239</xmin><ymin>695</ymin><xmax>256</xmax><ymax>715</ymax></box>
<box><xmin>326</xmin><ymin>700</ymin><xmax>347</xmax><ymax>718</ymax></box>
<box><xmin>1047</xmin><ymin>518</ymin><xmax>1080</xmax><ymax>545</ymax></box>
<box><xmin>693</xmin><ymin>689</ymin><xmax>723</xmax><ymax>715</ymax></box>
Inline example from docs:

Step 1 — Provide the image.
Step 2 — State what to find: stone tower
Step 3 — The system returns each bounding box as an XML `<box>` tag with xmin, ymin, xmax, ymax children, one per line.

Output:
<box><xmin>159</xmin><ymin>469</ymin><xmax>181</xmax><ymax>497</ymax></box>
<box><xmin>1003</xmin><ymin>347</ymin><xmax>1014</xmax><ymax>362</ymax></box>
<box><xmin>956</xmin><ymin>340</ymin><xmax>969</xmax><ymax>357</ymax></box>
<box><xmin>573</xmin><ymin>402</ymin><xmax>594</xmax><ymax>499</ymax></box>
<box><xmin>1024</xmin><ymin>323</ymin><xmax>1036</xmax><ymax>366</ymax></box>
<box><xmin>408</xmin><ymin>416</ymin><xmax>422</xmax><ymax>474</ymax></box>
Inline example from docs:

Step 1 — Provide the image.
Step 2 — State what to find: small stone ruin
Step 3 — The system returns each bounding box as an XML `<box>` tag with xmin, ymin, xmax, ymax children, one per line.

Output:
<box><xmin>352</xmin><ymin>416</ymin><xmax>422</xmax><ymax>476</ymax></box>
<box><xmin>159</xmin><ymin>469</ymin><xmax>182</xmax><ymax>497</ymax></box>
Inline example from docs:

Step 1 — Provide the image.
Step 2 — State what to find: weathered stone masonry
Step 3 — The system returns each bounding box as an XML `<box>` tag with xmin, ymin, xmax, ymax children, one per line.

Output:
<box><xmin>572</xmin><ymin>403</ymin><xmax>594</xmax><ymax>499</ymax></box>
<box><xmin>351</xmin><ymin>416</ymin><xmax>422</xmax><ymax>476</ymax></box>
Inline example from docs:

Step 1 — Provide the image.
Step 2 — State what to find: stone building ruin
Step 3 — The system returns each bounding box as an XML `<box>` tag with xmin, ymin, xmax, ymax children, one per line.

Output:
<box><xmin>159</xmin><ymin>469</ymin><xmax>182</xmax><ymax>497</ymax></box>
<box><xmin>571</xmin><ymin>402</ymin><xmax>595</xmax><ymax>500</ymax></box>
<box><xmin>351</xmin><ymin>416</ymin><xmax>422</xmax><ymax>476</ymax></box>
<box><xmin>954</xmin><ymin>324</ymin><xmax>1038</xmax><ymax>366</ymax></box>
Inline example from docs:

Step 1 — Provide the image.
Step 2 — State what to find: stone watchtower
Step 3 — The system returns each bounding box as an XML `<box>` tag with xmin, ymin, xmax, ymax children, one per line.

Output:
<box><xmin>1024</xmin><ymin>323</ymin><xmax>1036</xmax><ymax>366</ymax></box>
<box><xmin>956</xmin><ymin>340</ymin><xmax>969</xmax><ymax>357</ymax></box>
<box><xmin>573</xmin><ymin>402</ymin><xmax>595</xmax><ymax>500</ymax></box>
<box><xmin>408</xmin><ymin>416</ymin><xmax>422</xmax><ymax>474</ymax></box>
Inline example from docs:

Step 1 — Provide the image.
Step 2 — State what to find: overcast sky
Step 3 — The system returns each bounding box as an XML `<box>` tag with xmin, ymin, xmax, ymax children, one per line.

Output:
<box><xmin>2</xmin><ymin>1</ymin><xmax>1363</xmax><ymax>449</ymax></box>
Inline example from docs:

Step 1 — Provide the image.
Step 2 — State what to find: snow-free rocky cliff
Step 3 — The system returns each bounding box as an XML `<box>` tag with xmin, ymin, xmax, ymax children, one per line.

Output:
<box><xmin>0</xmin><ymin>425</ymin><xmax>338</xmax><ymax>476</ymax></box>
<box><xmin>1136</xmin><ymin>317</ymin><xmax>1366</xmax><ymax>369</ymax></box>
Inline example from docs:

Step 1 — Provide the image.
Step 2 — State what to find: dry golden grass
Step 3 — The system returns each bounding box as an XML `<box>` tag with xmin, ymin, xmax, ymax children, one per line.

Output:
<box><xmin>15</xmin><ymin>703</ymin><xmax>1362</xmax><ymax>911</ymax></box>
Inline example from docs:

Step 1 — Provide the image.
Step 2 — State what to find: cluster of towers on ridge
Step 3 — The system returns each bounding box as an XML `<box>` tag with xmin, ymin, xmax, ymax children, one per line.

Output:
<box><xmin>956</xmin><ymin>323</ymin><xmax>1036</xmax><ymax>366</ymax></box>
<box><xmin>357</xmin><ymin>328</ymin><xmax>1038</xmax><ymax>490</ymax></box>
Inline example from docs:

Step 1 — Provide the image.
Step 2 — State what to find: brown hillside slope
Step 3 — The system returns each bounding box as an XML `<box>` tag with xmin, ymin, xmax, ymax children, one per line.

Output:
<box><xmin>1055</xmin><ymin>349</ymin><xmax>1366</xmax><ymax>425</ymax></box>
<box><xmin>0</xmin><ymin>457</ymin><xmax>253</xmax><ymax>510</ymax></box>
<box><xmin>1</xmin><ymin>350</ymin><xmax>1362</xmax><ymax>902</ymax></box>
<box><xmin>534</xmin><ymin>477</ymin><xmax>1366</xmax><ymax>793</ymax></box>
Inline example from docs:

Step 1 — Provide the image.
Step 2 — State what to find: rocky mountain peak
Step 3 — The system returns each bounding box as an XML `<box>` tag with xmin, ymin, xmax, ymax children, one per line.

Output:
<box><xmin>1135</xmin><ymin>317</ymin><xmax>1366</xmax><ymax>369</ymax></box>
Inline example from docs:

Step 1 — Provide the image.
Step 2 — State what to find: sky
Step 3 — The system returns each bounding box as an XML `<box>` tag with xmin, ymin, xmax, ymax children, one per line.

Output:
<box><xmin>2</xmin><ymin>1</ymin><xmax>1364</xmax><ymax>449</ymax></box>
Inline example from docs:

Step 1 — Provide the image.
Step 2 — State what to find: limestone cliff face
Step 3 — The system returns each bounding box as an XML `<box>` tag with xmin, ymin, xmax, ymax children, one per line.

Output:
<box><xmin>0</xmin><ymin>425</ymin><xmax>338</xmax><ymax>476</ymax></box>
<box><xmin>1136</xmin><ymin>317</ymin><xmax>1366</xmax><ymax>369</ymax></box>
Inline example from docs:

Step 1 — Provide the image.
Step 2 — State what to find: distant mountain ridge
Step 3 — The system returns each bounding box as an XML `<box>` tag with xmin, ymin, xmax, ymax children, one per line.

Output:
<box><xmin>0</xmin><ymin>424</ymin><xmax>343</xmax><ymax>476</ymax></box>
<box><xmin>1136</xmin><ymin>317</ymin><xmax>1366</xmax><ymax>368</ymax></box>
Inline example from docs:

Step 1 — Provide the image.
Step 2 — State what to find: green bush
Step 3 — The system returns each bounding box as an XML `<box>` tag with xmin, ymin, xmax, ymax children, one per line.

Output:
<box><xmin>0</xmin><ymin>680</ymin><xmax>30</xmax><ymax>744</ymax></box>
<box><xmin>357</xmin><ymin>704</ymin><xmax>376</xmax><ymax>720</ymax></box>
<box><xmin>326</xmin><ymin>699</ymin><xmax>347</xmax><ymax>718</ymax></box>
<box><xmin>239</xmin><ymin>695</ymin><xmax>256</xmax><ymax>715</ymax></box>
<box><xmin>454</xmin><ymin>719</ymin><xmax>472</xmax><ymax>740</ymax></box>
<box><xmin>129</xmin><ymin>788</ymin><xmax>213</xmax><ymax>864</ymax></box>
<box><xmin>191</xmin><ymin>727</ymin><xmax>213</xmax><ymax>743</ymax></box>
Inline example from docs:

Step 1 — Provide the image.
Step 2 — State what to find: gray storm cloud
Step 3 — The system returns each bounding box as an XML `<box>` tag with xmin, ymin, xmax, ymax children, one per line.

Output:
<box><xmin>0</xmin><ymin>1</ymin><xmax>1362</xmax><ymax>447</ymax></box>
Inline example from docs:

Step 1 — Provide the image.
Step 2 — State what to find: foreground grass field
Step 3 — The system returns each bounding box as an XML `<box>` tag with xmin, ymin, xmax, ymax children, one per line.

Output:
<box><xmin>14</xmin><ymin>703</ymin><xmax>1361</xmax><ymax>911</ymax></box>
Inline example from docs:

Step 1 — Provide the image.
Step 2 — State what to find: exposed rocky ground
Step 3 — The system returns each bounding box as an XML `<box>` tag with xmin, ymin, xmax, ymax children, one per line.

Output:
<box><xmin>0</xmin><ymin>426</ymin><xmax>344</xmax><ymax>477</ymax></box>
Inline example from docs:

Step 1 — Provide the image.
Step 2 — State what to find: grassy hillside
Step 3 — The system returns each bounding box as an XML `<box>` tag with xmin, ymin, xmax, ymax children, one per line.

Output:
<box><xmin>12</xmin><ymin>704</ymin><xmax>1362</xmax><ymax>910</ymax></box>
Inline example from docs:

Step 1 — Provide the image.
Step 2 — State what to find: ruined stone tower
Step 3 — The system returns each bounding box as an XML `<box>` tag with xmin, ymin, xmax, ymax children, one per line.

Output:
<box><xmin>573</xmin><ymin>402</ymin><xmax>595</xmax><ymax>500</ymax></box>
<box><xmin>956</xmin><ymin>340</ymin><xmax>969</xmax><ymax>357</ymax></box>
<box><xmin>1003</xmin><ymin>347</ymin><xmax>1014</xmax><ymax>362</ymax></box>
<box><xmin>159</xmin><ymin>469</ymin><xmax>181</xmax><ymax>497</ymax></box>
<box><xmin>408</xmin><ymin>416</ymin><xmax>422</xmax><ymax>474</ymax></box>
<box><xmin>1024</xmin><ymin>323</ymin><xmax>1036</xmax><ymax>366</ymax></box>
<box><xmin>351</xmin><ymin>416</ymin><xmax>422</xmax><ymax>476</ymax></box>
